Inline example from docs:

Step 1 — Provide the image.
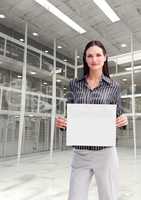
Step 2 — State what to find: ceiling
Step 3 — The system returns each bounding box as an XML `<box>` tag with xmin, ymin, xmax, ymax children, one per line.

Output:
<box><xmin>1</xmin><ymin>0</ymin><xmax>141</xmax><ymax>62</ymax></box>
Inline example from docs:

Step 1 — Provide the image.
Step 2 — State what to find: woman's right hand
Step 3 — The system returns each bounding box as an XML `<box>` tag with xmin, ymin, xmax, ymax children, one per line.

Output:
<box><xmin>56</xmin><ymin>116</ymin><xmax>67</xmax><ymax>129</ymax></box>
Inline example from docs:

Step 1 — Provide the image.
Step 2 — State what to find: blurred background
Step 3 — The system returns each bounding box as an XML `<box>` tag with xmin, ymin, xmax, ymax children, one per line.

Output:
<box><xmin>0</xmin><ymin>0</ymin><xmax>141</xmax><ymax>199</ymax></box>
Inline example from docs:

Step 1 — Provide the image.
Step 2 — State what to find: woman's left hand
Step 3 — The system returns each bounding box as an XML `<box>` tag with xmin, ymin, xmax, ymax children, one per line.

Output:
<box><xmin>116</xmin><ymin>115</ymin><xmax>128</xmax><ymax>128</ymax></box>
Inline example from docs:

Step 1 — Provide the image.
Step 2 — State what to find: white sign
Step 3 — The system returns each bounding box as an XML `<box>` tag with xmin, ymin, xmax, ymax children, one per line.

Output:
<box><xmin>66</xmin><ymin>104</ymin><xmax>116</xmax><ymax>146</ymax></box>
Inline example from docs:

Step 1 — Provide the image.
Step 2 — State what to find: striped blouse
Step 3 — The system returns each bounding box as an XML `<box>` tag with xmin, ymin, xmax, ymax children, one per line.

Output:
<box><xmin>67</xmin><ymin>74</ymin><xmax>123</xmax><ymax>151</ymax></box>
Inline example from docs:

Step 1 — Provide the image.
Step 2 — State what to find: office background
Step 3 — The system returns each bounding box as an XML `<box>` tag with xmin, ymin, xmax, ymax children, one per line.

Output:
<box><xmin>0</xmin><ymin>0</ymin><xmax>141</xmax><ymax>199</ymax></box>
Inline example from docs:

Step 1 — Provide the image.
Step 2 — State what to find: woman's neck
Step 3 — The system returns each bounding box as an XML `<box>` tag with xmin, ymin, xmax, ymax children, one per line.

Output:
<box><xmin>87</xmin><ymin>70</ymin><xmax>102</xmax><ymax>82</ymax></box>
<box><xmin>86</xmin><ymin>70</ymin><xmax>102</xmax><ymax>89</ymax></box>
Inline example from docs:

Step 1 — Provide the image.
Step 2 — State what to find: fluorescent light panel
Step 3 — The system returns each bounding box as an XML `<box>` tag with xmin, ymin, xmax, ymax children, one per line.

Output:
<box><xmin>93</xmin><ymin>0</ymin><xmax>120</xmax><ymax>22</ymax></box>
<box><xmin>57</xmin><ymin>45</ymin><xmax>62</xmax><ymax>49</ymax></box>
<box><xmin>30</xmin><ymin>71</ymin><xmax>36</xmax><ymax>75</ymax></box>
<box><xmin>125</xmin><ymin>66</ymin><xmax>141</xmax><ymax>71</ymax></box>
<box><xmin>43</xmin><ymin>82</ymin><xmax>47</xmax><ymax>85</ymax></box>
<box><xmin>32</xmin><ymin>32</ymin><xmax>38</xmax><ymax>36</ymax></box>
<box><xmin>34</xmin><ymin>0</ymin><xmax>86</xmax><ymax>34</ymax></box>
<box><xmin>0</xmin><ymin>14</ymin><xmax>6</xmax><ymax>19</ymax></box>
<box><xmin>121</xmin><ymin>43</ymin><xmax>127</xmax><ymax>48</ymax></box>
<box><xmin>19</xmin><ymin>38</ymin><xmax>24</xmax><ymax>42</ymax></box>
<box><xmin>135</xmin><ymin>70</ymin><xmax>141</xmax><ymax>73</ymax></box>
<box><xmin>56</xmin><ymin>68</ymin><xmax>62</xmax><ymax>73</ymax></box>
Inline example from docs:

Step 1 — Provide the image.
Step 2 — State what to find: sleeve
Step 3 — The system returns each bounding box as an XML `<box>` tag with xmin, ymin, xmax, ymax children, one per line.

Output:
<box><xmin>116</xmin><ymin>84</ymin><xmax>127</xmax><ymax>129</ymax></box>
<box><xmin>59</xmin><ymin>80</ymin><xmax>74</xmax><ymax>132</ymax></box>
<box><xmin>116</xmin><ymin>84</ymin><xmax>123</xmax><ymax>117</ymax></box>
<box><xmin>66</xmin><ymin>80</ymin><xmax>74</xmax><ymax>104</ymax></box>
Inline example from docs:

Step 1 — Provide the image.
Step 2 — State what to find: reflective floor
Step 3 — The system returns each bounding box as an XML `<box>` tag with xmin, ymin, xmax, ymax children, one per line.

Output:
<box><xmin>0</xmin><ymin>148</ymin><xmax>141</xmax><ymax>200</ymax></box>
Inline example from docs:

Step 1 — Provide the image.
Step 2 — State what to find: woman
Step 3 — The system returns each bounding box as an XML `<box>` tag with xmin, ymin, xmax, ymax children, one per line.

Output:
<box><xmin>56</xmin><ymin>40</ymin><xmax>128</xmax><ymax>200</ymax></box>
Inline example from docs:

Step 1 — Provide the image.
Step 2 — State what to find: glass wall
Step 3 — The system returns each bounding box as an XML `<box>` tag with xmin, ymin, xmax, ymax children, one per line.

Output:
<box><xmin>0</xmin><ymin>21</ymin><xmax>25</xmax><ymax>158</ymax></box>
<box><xmin>0</xmin><ymin>22</ymin><xmax>74</xmax><ymax>159</ymax></box>
<box><xmin>107</xmin><ymin>34</ymin><xmax>141</xmax><ymax>153</ymax></box>
<box><xmin>133</xmin><ymin>38</ymin><xmax>141</xmax><ymax>154</ymax></box>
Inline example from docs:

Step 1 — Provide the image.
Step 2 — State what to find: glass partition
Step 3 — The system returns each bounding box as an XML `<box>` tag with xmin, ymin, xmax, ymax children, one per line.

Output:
<box><xmin>56</xmin><ymin>60</ymin><xmax>65</xmax><ymax>77</ymax></box>
<box><xmin>21</xmin><ymin>116</ymin><xmax>50</xmax><ymax>154</ymax></box>
<box><xmin>109</xmin><ymin>33</ymin><xmax>134</xmax><ymax>149</ymax></box>
<box><xmin>0</xmin><ymin>20</ymin><xmax>26</xmax><ymax>158</ymax></box>
<box><xmin>109</xmin><ymin>60</ymin><xmax>117</xmax><ymax>74</ymax></box>
<box><xmin>39</xmin><ymin>97</ymin><xmax>52</xmax><ymax>114</ymax></box>
<box><xmin>77</xmin><ymin>67</ymin><xmax>83</xmax><ymax>79</ymax></box>
<box><xmin>42</xmin><ymin>55</ymin><xmax>53</xmax><ymax>72</ymax></box>
<box><xmin>6</xmin><ymin>40</ymin><xmax>24</xmax><ymax>62</ymax></box>
<box><xmin>27</xmin><ymin>49</ymin><xmax>40</xmax><ymax>68</ymax></box>
<box><xmin>134</xmin><ymin>36</ymin><xmax>141</xmax><ymax>155</ymax></box>
<box><xmin>41</xmin><ymin>80</ymin><xmax>52</xmax><ymax>95</ymax></box>
<box><xmin>0</xmin><ymin>37</ymin><xmax>5</xmax><ymax>55</ymax></box>
<box><xmin>66</xmin><ymin>66</ymin><xmax>75</xmax><ymax>79</ymax></box>
<box><xmin>0</xmin><ymin>68</ymin><xmax>10</xmax><ymax>87</ymax></box>
<box><xmin>0</xmin><ymin>115</ymin><xmax>20</xmax><ymax>158</ymax></box>
<box><xmin>26</xmin><ymin>75</ymin><xmax>40</xmax><ymax>93</ymax></box>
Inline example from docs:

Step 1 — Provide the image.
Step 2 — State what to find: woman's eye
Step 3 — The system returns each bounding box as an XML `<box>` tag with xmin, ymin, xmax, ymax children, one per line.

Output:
<box><xmin>87</xmin><ymin>54</ymin><xmax>102</xmax><ymax>58</ymax></box>
<box><xmin>96</xmin><ymin>54</ymin><xmax>102</xmax><ymax>57</ymax></box>
<box><xmin>87</xmin><ymin>55</ymin><xmax>92</xmax><ymax>58</ymax></box>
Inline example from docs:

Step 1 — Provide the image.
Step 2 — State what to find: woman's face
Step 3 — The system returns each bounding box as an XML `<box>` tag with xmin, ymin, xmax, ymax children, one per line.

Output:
<box><xmin>85</xmin><ymin>45</ymin><xmax>106</xmax><ymax>72</ymax></box>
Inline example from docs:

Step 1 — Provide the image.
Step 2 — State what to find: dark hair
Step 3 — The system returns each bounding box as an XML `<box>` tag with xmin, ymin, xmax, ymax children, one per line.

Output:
<box><xmin>83</xmin><ymin>40</ymin><xmax>110</xmax><ymax>78</ymax></box>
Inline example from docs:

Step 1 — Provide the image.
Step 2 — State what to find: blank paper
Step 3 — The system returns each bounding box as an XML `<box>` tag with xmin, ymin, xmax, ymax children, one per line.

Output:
<box><xmin>66</xmin><ymin>104</ymin><xmax>116</xmax><ymax>146</ymax></box>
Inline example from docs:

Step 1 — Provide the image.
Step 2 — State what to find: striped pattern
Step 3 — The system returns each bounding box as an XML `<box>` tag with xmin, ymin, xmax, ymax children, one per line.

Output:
<box><xmin>68</xmin><ymin>74</ymin><xmax>123</xmax><ymax>151</ymax></box>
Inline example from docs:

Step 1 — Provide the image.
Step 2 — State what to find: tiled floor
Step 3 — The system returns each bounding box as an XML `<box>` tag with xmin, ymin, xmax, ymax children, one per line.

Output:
<box><xmin>0</xmin><ymin>148</ymin><xmax>141</xmax><ymax>200</ymax></box>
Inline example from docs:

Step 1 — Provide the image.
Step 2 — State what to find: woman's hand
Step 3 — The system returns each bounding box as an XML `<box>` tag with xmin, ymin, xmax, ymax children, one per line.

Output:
<box><xmin>56</xmin><ymin>116</ymin><xmax>67</xmax><ymax>129</ymax></box>
<box><xmin>116</xmin><ymin>115</ymin><xmax>128</xmax><ymax>128</ymax></box>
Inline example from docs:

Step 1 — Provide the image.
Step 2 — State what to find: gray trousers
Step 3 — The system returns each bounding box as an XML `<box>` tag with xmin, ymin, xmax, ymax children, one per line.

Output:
<box><xmin>68</xmin><ymin>147</ymin><xmax>119</xmax><ymax>200</ymax></box>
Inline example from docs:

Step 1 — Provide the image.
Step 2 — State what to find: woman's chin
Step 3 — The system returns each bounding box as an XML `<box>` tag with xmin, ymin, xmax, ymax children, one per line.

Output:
<box><xmin>90</xmin><ymin>66</ymin><xmax>101</xmax><ymax>71</ymax></box>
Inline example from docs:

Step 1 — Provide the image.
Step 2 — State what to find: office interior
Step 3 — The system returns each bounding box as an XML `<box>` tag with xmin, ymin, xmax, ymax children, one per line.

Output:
<box><xmin>0</xmin><ymin>0</ymin><xmax>141</xmax><ymax>199</ymax></box>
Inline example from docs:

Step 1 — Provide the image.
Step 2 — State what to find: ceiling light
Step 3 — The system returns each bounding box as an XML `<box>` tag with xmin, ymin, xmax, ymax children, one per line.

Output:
<box><xmin>43</xmin><ymin>82</ymin><xmax>47</xmax><ymax>85</ymax></box>
<box><xmin>45</xmin><ymin>50</ymin><xmax>48</xmax><ymax>53</ymax></box>
<box><xmin>125</xmin><ymin>67</ymin><xmax>130</xmax><ymax>71</ymax></box>
<box><xmin>109</xmin><ymin>49</ymin><xmax>141</xmax><ymax>65</ymax></box>
<box><xmin>30</xmin><ymin>71</ymin><xmax>36</xmax><ymax>75</ymax></box>
<box><xmin>121</xmin><ymin>43</ymin><xmax>127</xmax><ymax>48</ymax></box>
<box><xmin>17</xmin><ymin>75</ymin><xmax>22</xmax><ymax>78</ymax></box>
<box><xmin>135</xmin><ymin>70</ymin><xmax>141</xmax><ymax>73</ymax></box>
<box><xmin>93</xmin><ymin>0</ymin><xmax>120</xmax><ymax>23</ymax></box>
<box><xmin>64</xmin><ymin>59</ymin><xmax>67</xmax><ymax>62</ymax></box>
<box><xmin>19</xmin><ymin>38</ymin><xmax>24</xmax><ymax>42</ymax></box>
<box><xmin>57</xmin><ymin>79</ymin><xmax>61</xmax><ymax>82</ymax></box>
<box><xmin>0</xmin><ymin>14</ymin><xmax>6</xmax><ymax>19</ymax></box>
<box><xmin>122</xmin><ymin>79</ymin><xmax>127</xmax><ymax>81</ymax></box>
<box><xmin>56</xmin><ymin>68</ymin><xmax>62</xmax><ymax>73</ymax></box>
<box><xmin>34</xmin><ymin>0</ymin><xmax>86</xmax><ymax>34</ymax></box>
<box><xmin>57</xmin><ymin>45</ymin><xmax>62</xmax><ymax>49</ymax></box>
<box><xmin>32</xmin><ymin>32</ymin><xmax>39</xmax><ymax>36</ymax></box>
<box><xmin>77</xmin><ymin>56</ymin><xmax>80</xmax><ymax>59</ymax></box>
<box><xmin>125</xmin><ymin>66</ymin><xmax>141</xmax><ymax>71</ymax></box>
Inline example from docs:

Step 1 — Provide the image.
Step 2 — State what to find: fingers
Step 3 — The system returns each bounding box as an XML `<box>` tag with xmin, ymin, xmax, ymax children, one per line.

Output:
<box><xmin>56</xmin><ymin>116</ymin><xmax>67</xmax><ymax>129</ymax></box>
<box><xmin>116</xmin><ymin>115</ymin><xmax>128</xmax><ymax>128</ymax></box>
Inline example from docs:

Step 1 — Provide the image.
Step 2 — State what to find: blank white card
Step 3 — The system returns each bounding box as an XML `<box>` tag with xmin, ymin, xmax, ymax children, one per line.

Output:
<box><xmin>66</xmin><ymin>104</ymin><xmax>116</xmax><ymax>146</ymax></box>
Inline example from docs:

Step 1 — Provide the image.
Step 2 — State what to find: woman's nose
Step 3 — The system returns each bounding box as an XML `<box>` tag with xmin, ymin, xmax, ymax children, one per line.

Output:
<box><xmin>92</xmin><ymin>56</ymin><xmax>97</xmax><ymax>62</ymax></box>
